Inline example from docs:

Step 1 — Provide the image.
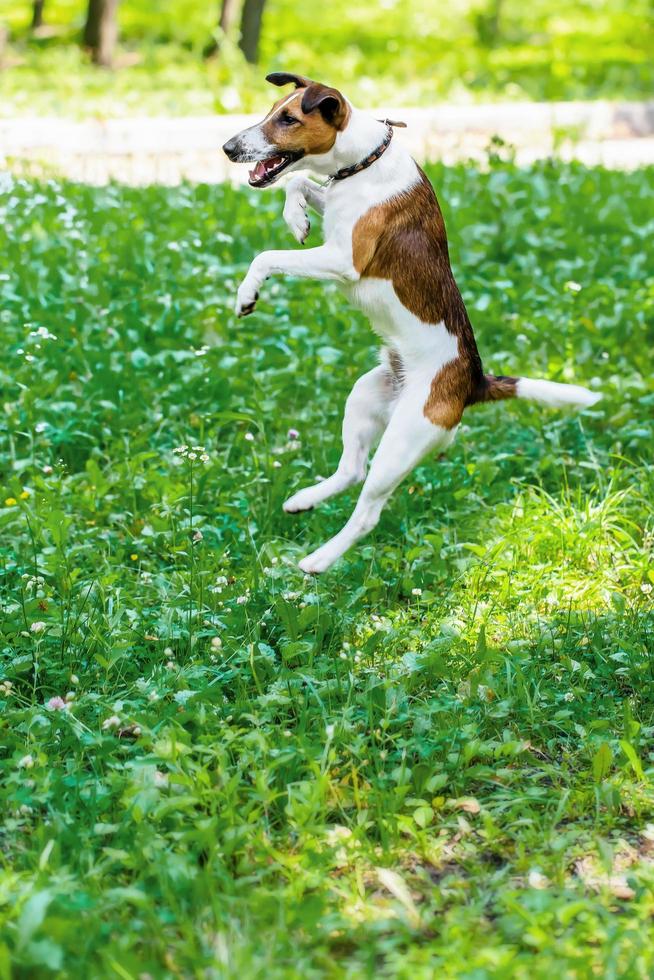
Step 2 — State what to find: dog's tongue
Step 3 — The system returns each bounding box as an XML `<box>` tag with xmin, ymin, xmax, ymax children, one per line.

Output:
<box><xmin>249</xmin><ymin>156</ymin><xmax>284</xmax><ymax>182</ymax></box>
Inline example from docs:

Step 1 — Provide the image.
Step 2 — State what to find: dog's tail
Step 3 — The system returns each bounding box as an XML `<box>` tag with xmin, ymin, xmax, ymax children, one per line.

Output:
<box><xmin>478</xmin><ymin>374</ymin><xmax>601</xmax><ymax>409</ymax></box>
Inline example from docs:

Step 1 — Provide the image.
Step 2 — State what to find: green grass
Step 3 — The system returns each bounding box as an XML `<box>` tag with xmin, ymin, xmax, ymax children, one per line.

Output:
<box><xmin>1</xmin><ymin>159</ymin><xmax>654</xmax><ymax>977</ymax></box>
<box><xmin>0</xmin><ymin>0</ymin><xmax>652</xmax><ymax>116</ymax></box>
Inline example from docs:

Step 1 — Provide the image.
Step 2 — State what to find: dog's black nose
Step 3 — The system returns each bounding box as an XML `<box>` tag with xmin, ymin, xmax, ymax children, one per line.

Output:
<box><xmin>222</xmin><ymin>137</ymin><xmax>239</xmax><ymax>160</ymax></box>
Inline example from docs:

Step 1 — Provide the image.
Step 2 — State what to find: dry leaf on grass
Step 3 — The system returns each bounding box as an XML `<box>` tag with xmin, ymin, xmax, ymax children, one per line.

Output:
<box><xmin>375</xmin><ymin>867</ymin><xmax>421</xmax><ymax>928</ymax></box>
<box><xmin>449</xmin><ymin>797</ymin><xmax>481</xmax><ymax>814</ymax></box>
<box><xmin>575</xmin><ymin>854</ymin><xmax>636</xmax><ymax>900</ymax></box>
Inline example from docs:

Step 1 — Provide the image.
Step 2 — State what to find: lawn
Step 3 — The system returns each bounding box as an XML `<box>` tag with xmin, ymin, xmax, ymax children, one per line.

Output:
<box><xmin>0</xmin><ymin>0</ymin><xmax>652</xmax><ymax>116</ymax></box>
<box><xmin>1</xmin><ymin>159</ymin><xmax>654</xmax><ymax>977</ymax></box>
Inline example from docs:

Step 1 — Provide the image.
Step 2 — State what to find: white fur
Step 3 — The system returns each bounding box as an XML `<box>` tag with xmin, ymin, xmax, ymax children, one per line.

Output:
<box><xmin>297</xmin><ymin>381</ymin><xmax>456</xmax><ymax>574</ymax></box>
<box><xmin>230</xmin><ymin>100</ymin><xmax>599</xmax><ymax>572</ymax></box>
<box><xmin>237</xmin><ymin>125</ymin><xmax>274</xmax><ymax>157</ymax></box>
<box><xmin>516</xmin><ymin>378</ymin><xmax>601</xmax><ymax>408</ymax></box>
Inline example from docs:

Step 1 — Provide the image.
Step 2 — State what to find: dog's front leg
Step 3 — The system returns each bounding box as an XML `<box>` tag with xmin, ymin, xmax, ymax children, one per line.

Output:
<box><xmin>235</xmin><ymin>245</ymin><xmax>352</xmax><ymax>317</ymax></box>
<box><xmin>283</xmin><ymin>177</ymin><xmax>326</xmax><ymax>244</ymax></box>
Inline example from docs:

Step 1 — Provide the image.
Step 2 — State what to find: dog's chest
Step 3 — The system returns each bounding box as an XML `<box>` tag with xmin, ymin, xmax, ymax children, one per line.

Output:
<box><xmin>322</xmin><ymin>149</ymin><xmax>420</xmax><ymax>260</ymax></box>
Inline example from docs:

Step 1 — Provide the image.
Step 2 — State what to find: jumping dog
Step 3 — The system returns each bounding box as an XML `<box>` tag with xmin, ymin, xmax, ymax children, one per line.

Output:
<box><xmin>223</xmin><ymin>73</ymin><xmax>600</xmax><ymax>574</ymax></box>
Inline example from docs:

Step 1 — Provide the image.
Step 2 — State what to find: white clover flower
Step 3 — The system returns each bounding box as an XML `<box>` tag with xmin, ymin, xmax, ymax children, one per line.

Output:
<box><xmin>236</xmin><ymin>595</ymin><xmax>248</xmax><ymax>605</ymax></box>
<box><xmin>30</xmin><ymin>621</ymin><xmax>46</xmax><ymax>633</ymax></box>
<box><xmin>411</xmin><ymin>588</ymin><xmax>423</xmax><ymax>597</ymax></box>
<box><xmin>31</xmin><ymin>327</ymin><xmax>57</xmax><ymax>341</ymax></box>
<box><xmin>211</xmin><ymin>636</ymin><xmax>222</xmax><ymax>650</ymax></box>
<box><xmin>102</xmin><ymin>715</ymin><xmax>121</xmax><ymax>731</ymax></box>
<box><xmin>244</xmin><ymin>432</ymin><xmax>255</xmax><ymax>442</ymax></box>
<box><xmin>192</xmin><ymin>530</ymin><xmax>203</xmax><ymax>542</ymax></box>
<box><xmin>187</xmin><ymin>452</ymin><xmax>197</xmax><ymax>460</ymax></box>
<box><xmin>18</xmin><ymin>754</ymin><xmax>34</xmax><ymax>769</ymax></box>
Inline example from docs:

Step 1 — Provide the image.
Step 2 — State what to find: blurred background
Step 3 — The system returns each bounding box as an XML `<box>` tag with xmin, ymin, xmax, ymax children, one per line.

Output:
<box><xmin>0</xmin><ymin>0</ymin><xmax>651</xmax><ymax>116</ymax></box>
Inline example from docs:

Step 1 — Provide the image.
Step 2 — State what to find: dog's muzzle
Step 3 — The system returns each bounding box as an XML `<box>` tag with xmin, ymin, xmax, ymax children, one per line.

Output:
<box><xmin>222</xmin><ymin>137</ymin><xmax>241</xmax><ymax>161</ymax></box>
<box><xmin>222</xmin><ymin>134</ymin><xmax>303</xmax><ymax>187</ymax></box>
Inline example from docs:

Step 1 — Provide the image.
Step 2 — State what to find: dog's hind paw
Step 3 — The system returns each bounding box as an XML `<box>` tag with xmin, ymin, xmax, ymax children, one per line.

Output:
<box><xmin>298</xmin><ymin>546</ymin><xmax>337</xmax><ymax>574</ymax></box>
<box><xmin>283</xmin><ymin>488</ymin><xmax>316</xmax><ymax>513</ymax></box>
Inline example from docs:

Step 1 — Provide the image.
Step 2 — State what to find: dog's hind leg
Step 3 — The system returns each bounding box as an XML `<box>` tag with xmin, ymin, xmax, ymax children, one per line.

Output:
<box><xmin>297</xmin><ymin>381</ymin><xmax>459</xmax><ymax>573</ymax></box>
<box><xmin>283</xmin><ymin>365</ymin><xmax>395</xmax><ymax>514</ymax></box>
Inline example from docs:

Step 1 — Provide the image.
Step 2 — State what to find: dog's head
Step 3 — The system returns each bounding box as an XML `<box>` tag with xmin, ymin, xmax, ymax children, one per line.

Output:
<box><xmin>222</xmin><ymin>73</ymin><xmax>350</xmax><ymax>187</ymax></box>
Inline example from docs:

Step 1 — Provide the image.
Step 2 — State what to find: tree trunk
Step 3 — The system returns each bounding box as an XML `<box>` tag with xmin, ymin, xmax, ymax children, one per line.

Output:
<box><xmin>220</xmin><ymin>0</ymin><xmax>240</xmax><ymax>35</ymax></box>
<box><xmin>204</xmin><ymin>0</ymin><xmax>240</xmax><ymax>59</ymax></box>
<box><xmin>475</xmin><ymin>0</ymin><xmax>504</xmax><ymax>46</ymax></box>
<box><xmin>31</xmin><ymin>0</ymin><xmax>45</xmax><ymax>30</ymax></box>
<box><xmin>488</xmin><ymin>0</ymin><xmax>504</xmax><ymax>44</ymax></box>
<box><xmin>84</xmin><ymin>0</ymin><xmax>119</xmax><ymax>67</ymax></box>
<box><xmin>239</xmin><ymin>0</ymin><xmax>266</xmax><ymax>64</ymax></box>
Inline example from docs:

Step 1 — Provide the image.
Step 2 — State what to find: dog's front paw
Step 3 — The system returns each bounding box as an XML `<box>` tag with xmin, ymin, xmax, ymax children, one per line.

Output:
<box><xmin>235</xmin><ymin>280</ymin><xmax>259</xmax><ymax>318</ymax></box>
<box><xmin>283</xmin><ymin>199</ymin><xmax>310</xmax><ymax>245</ymax></box>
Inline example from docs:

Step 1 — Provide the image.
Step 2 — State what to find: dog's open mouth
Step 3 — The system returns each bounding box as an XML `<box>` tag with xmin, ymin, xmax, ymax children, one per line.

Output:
<box><xmin>248</xmin><ymin>153</ymin><xmax>298</xmax><ymax>187</ymax></box>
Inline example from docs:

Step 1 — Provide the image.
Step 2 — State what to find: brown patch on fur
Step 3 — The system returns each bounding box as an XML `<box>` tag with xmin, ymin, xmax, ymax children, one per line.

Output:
<box><xmin>425</xmin><ymin>371</ymin><xmax>518</xmax><ymax>428</ymax></box>
<box><xmin>352</xmin><ymin>169</ymin><xmax>488</xmax><ymax>427</ymax></box>
<box><xmin>478</xmin><ymin>375</ymin><xmax>518</xmax><ymax>402</ymax></box>
<box><xmin>423</xmin><ymin>359</ymin><xmax>468</xmax><ymax>429</ymax></box>
<box><xmin>261</xmin><ymin>85</ymin><xmax>349</xmax><ymax>157</ymax></box>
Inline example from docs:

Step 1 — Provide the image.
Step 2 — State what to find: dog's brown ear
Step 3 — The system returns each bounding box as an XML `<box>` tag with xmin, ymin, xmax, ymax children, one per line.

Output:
<box><xmin>301</xmin><ymin>83</ymin><xmax>348</xmax><ymax>129</ymax></box>
<box><xmin>266</xmin><ymin>72</ymin><xmax>312</xmax><ymax>89</ymax></box>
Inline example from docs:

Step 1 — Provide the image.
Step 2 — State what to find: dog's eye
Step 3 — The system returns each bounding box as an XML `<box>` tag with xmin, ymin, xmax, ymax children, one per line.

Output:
<box><xmin>279</xmin><ymin>112</ymin><xmax>299</xmax><ymax>126</ymax></box>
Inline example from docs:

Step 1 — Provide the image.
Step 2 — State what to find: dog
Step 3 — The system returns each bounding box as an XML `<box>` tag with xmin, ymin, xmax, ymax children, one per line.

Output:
<box><xmin>223</xmin><ymin>72</ymin><xmax>600</xmax><ymax>574</ymax></box>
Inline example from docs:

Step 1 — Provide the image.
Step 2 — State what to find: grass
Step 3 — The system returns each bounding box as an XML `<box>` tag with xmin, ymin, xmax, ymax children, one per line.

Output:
<box><xmin>0</xmin><ymin>158</ymin><xmax>653</xmax><ymax>976</ymax></box>
<box><xmin>0</xmin><ymin>0</ymin><xmax>652</xmax><ymax>117</ymax></box>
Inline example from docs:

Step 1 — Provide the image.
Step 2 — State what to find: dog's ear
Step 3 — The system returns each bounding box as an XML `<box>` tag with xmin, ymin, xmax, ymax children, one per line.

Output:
<box><xmin>301</xmin><ymin>83</ymin><xmax>348</xmax><ymax>129</ymax></box>
<box><xmin>266</xmin><ymin>72</ymin><xmax>312</xmax><ymax>89</ymax></box>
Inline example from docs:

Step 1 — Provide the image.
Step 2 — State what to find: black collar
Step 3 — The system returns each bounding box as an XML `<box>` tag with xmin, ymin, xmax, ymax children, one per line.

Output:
<box><xmin>329</xmin><ymin>118</ymin><xmax>406</xmax><ymax>182</ymax></box>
